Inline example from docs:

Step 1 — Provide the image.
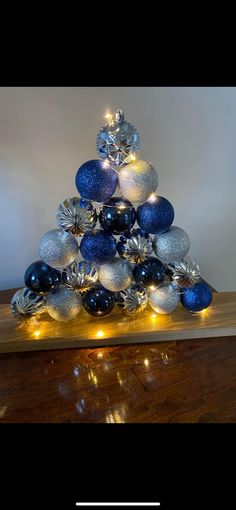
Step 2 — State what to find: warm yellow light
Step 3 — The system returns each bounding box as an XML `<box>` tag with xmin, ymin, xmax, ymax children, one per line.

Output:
<box><xmin>96</xmin><ymin>330</ymin><xmax>104</xmax><ymax>338</ymax></box>
<box><xmin>149</xmin><ymin>285</ymin><xmax>156</xmax><ymax>291</ymax></box>
<box><xmin>105</xmin><ymin>111</ymin><xmax>112</xmax><ymax>119</ymax></box>
<box><xmin>118</xmin><ymin>204</ymin><xmax>126</xmax><ymax>210</ymax></box>
<box><xmin>103</xmin><ymin>159</ymin><xmax>110</xmax><ymax>168</ymax></box>
<box><xmin>148</xmin><ymin>193</ymin><xmax>157</xmax><ymax>203</ymax></box>
<box><xmin>33</xmin><ymin>330</ymin><xmax>41</xmax><ymax>338</ymax></box>
<box><xmin>151</xmin><ymin>313</ymin><xmax>157</xmax><ymax>319</ymax></box>
<box><xmin>98</xmin><ymin>352</ymin><xmax>103</xmax><ymax>359</ymax></box>
<box><xmin>130</xmin><ymin>154</ymin><xmax>136</xmax><ymax>161</ymax></box>
<box><xmin>144</xmin><ymin>358</ymin><xmax>149</xmax><ymax>367</ymax></box>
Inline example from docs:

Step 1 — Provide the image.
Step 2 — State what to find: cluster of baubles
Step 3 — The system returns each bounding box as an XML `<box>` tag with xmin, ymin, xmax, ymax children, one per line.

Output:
<box><xmin>11</xmin><ymin>109</ymin><xmax>213</xmax><ymax>322</ymax></box>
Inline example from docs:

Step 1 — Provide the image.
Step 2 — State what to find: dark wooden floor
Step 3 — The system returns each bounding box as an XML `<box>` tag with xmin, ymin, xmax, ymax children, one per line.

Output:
<box><xmin>0</xmin><ymin>287</ymin><xmax>235</xmax><ymax>423</ymax></box>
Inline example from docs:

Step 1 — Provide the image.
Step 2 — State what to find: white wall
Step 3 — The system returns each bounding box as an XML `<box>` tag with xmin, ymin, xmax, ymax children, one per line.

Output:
<box><xmin>0</xmin><ymin>87</ymin><xmax>235</xmax><ymax>291</ymax></box>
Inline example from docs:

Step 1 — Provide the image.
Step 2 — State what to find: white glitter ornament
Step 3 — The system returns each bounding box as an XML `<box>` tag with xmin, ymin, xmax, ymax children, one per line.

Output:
<box><xmin>46</xmin><ymin>286</ymin><xmax>81</xmax><ymax>321</ymax></box>
<box><xmin>149</xmin><ymin>282</ymin><xmax>180</xmax><ymax>314</ymax></box>
<box><xmin>118</xmin><ymin>160</ymin><xmax>158</xmax><ymax>203</ymax></box>
<box><xmin>98</xmin><ymin>258</ymin><xmax>133</xmax><ymax>292</ymax></box>
<box><xmin>39</xmin><ymin>229</ymin><xmax>79</xmax><ymax>269</ymax></box>
<box><xmin>153</xmin><ymin>226</ymin><xmax>190</xmax><ymax>264</ymax></box>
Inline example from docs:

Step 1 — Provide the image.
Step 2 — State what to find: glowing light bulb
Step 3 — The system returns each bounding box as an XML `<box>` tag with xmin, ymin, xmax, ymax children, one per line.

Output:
<box><xmin>149</xmin><ymin>285</ymin><xmax>156</xmax><ymax>291</ymax></box>
<box><xmin>103</xmin><ymin>160</ymin><xmax>110</xmax><ymax>169</ymax></box>
<box><xmin>105</xmin><ymin>111</ymin><xmax>112</xmax><ymax>119</ymax></box>
<box><xmin>96</xmin><ymin>330</ymin><xmax>104</xmax><ymax>338</ymax></box>
<box><xmin>144</xmin><ymin>358</ymin><xmax>149</xmax><ymax>367</ymax></box>
<box><xmin>33</xmin><ymin>330</ymin><xmax>41</xmax><ymax>338</ymax></box>
<box><xmin>130</xmin><ymin>154</ymin><xmax>136</xmax><ymax>161</ymax></box>
<box><xmin>151</xmin><ymin>313</ymin><xmax>157</xmax><ymax>319</ymax></box>
<box><xmin>97</xmin><ymin>352</ymin><xmax>103</xmax><ymax>359</ymax></box>
<box><xmin>148</xmin><ymin>193</ymin><xmax>157</xmax><ymax>203</ymax></box>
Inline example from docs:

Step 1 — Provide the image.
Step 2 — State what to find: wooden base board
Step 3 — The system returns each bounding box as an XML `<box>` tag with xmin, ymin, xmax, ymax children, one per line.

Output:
<box><xmin>0</xmin><ymin>292</ymin><xmax>235</xmax><ymax>353</ymax></box>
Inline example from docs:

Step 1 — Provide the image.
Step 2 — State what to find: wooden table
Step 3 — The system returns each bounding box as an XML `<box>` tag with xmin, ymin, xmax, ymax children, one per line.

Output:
<box><xmin>0</xmin><ymin>286</ymin><xmax>236</xmax><ymax>423</ymax></box>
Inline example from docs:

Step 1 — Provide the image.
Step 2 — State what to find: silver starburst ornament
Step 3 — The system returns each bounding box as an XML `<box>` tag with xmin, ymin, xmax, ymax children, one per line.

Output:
<box><xmin>62</xmin><ymin>260</ymin><xmax>98</xmax><ymax>292</ymax></box>
<box><xmin>117</xmin><ymin>228</ymin><xmax>153</xmax><ymax>264</ymax></box>
<box><xmin>56</xmin><ymin>197</ymin><xmax>97</xmax><ymax>236</ymax></box>
<box><xmin>116</xmin><ymin>283</ymin><xmax>148</xmax><ymax>314</ymax></box>
<box><xmin>167</xmin><ymin>257</ymin><xmax>201</xmax><ymax>288</ymax></box>
<box><xmin>96</xmin><ymin>108</ymin><xmax>140</xmax><ymax>166</ymax></box>
<box><xmin>11</xmin><ymin>288</ymin><xmax>46</xmax><ymax>321</ymax></box>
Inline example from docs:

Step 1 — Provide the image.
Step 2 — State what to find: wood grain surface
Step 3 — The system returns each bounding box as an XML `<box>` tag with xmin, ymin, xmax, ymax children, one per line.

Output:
<box><xmin>0</xmin><ymin>287</ymin><xmax>236</xmax><ymax>423</ymax></box>
<box><xmin>0</xmin><ymin>289</ymin><xmax>235</xmax><ymax>353</ymax></box>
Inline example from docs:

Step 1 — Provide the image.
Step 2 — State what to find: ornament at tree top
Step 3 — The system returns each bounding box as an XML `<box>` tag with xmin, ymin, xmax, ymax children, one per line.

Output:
<box><xmin>117</xmin><ymin>228</ymin><xmax>153</xmax><ymax>264</ymax></box>
<box><xmin>153</xmin><ymin>226</ymin><xmax>190</xmax><ymax>264</ymax></box>
<box><xmin>62</xmin><ymin>260</ymin><xmax>98</xmax><ymax>292</ymax></box>
<box><xmin>137</xmin><ymin>195</ymin><xmax>174</xmax><ymax>234</ymax></box>
<box><xmin>46</xmin><ymin>286</ymin><xmax>82</xmax><ymax>321</ymax></box>
<box><xmin>11</xmin><ymin>288</ymin><xmax>46</xmax><ymax>321</ymax></box>
<box><xmin>96</xmin><ymin>108</ymin><xmax>140</xmax><ymax>166</ymax></box>
<box><xmin>133</xmin><ymin>257</ymin><xmax>165</xmax><ymax>288</ymax></box>
<box><xmin>118</xmin><ymin>160</ymin><xmax>158</xmax><ymax>203</ymax></box>
<box><xmin>80</xmin><ymin>229</ymin><xmax>117</xmax><ymax>264</ymax></box>
<box><xmin>116</xmin><ymin>283</ymin><xmax>148</xmax><ymax>314</ymax></box>
<box><xmin>181</xmin><ymin>282</ymin><xmax>212</xmax><ymax>312</ymax></box>
<box><xmin>149</xmin><ymin>282</ymin><xmax>180</xmax><ymax>314</ymax></box>
<box><xmin>99</xmin><ymin>197</ymin><xmax>136</xmax><ymax>235</ymax></box>
<box><xmin>83</xmin><ymin>285</ymin><xmax>115</xmax><ymax>317</ymax></box>
<box><xmin>98</xmin><ymin>258</ymin><xmax>133</xmax><ymax>292</ymax></box>
<box><xmin>56</xmin><ymin>197</ymin><xmax>97</xmax><ymax>236</ymax></box>
<box><xmin>39</xmin><ymin>229</ymin><xmax>79</xmax><ymax>269</ymax></box>
<box><xmin>75</xmin><ymin>159</ymin><xmax>118</xmax><ymax>203</ymax></box>
<box><xmin>167</xmin><ymin>257</ymin><xmax>201</xmax><ymax>289</ymax></box>
<box><xmin>24</xmin><ymin>260</ymin><xmax>61</xmax><ymax>295</ymax></box>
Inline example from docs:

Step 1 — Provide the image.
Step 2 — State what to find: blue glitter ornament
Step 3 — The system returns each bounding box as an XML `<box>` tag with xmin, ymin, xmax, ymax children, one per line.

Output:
<box><xmin>99</xmin><ymin>197</ymin><xmax>136</xmax><ymax>235</ymax></box>
<box><xmin>137</xmin><ymin>196</ymin><xmax>174</xmax><ymax>234</ymax></box>
<box><xmin>24</xmin><ymin>260</ymin><xmax>61</xmax><ymax>294</ymax></box>
<box><xmin>181</xmin><ymin>282</ymin><xmax>213</xmax><ymax>312</ymax></box>
<box><xmin>133</xmin><ymin>257</ymin><xmax>165</xmax><ymax>288</ymax></box>
<box><xmin>75</xmin><ymin>159</ymin><xmax>118</xmax><ymax>203</ymax></box>
<box><xmin>80</xmin><ymin>229</ymin><xmax>117</xmax><ymax>264</ymax></box>
<box><xmin>83</xmin><ymin>285</ymin><xmax>115</xmax><ymax>317</ymax></box>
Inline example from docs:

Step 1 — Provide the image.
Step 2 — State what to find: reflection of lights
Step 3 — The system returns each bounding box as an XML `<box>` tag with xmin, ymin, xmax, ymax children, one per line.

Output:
<box><xmin>118</xmin><ymin>204</ymin><xmax>126</xmax><ymax>210</ymax></box>
<box><xmin>0</xmin><ymin>406</ymin><xmax>7</xmax><ymax>418</ymax></box>
<box><xmin>199</xmin><ymin>308</ymin><xmax>208</xmax><ymax>314</ymax></box>
<box><xmin>105</xmin><ymin>111</ymin><xmax>112</xmax><ymax>120</ymax></box>
<box><xmin>106</xmin><ymin>410</ymin><xmax>125</xmax><ymax>423</ymax></box>
<box><xmin>151</xmin><ymin>313</ymin><xmax>157</xmax><ymax>319</ymax></box>
<box><xmin>149</xmin><ymin>286</ymin><xmax>156</xmax><ymax>291</ymax></box>
<box><xmin>144</xmin><ymin>358</ymin><xmax>149</xmax><ymax>367</ymax></box>
<box><xmin>117</xmin><ymin>371</ymin><xmax>123</xmax><ymax>386</ymax></box>
<box><xmin>96</xmin><ymin>330</ymin><xmax>104</xmax><ymax>338</ymax></box>
<box><xmin>88</xmin><ymin>369</ymin><xmax>98</xmax><ymax>387</ymax></box>
<box><xmin>130</xmin><ymin>154</ymin><xmax>136</xmax><ymax>161</ymax></box>
<box><xmin>98</xmin><ymin>352</ymin><xmax>103</xmax><ymax>359</ymax></box>
<box><xmin>103</xmin><ymin>160</ymin><xmax>110</xmax><ymax>168</ymax></box>
<box><xmin>33</xmin><ymin>330</ymin><xmax>41</xmax><ymax>338</ymax></box>
<box><xmin>148</xmin><ymin>193</ymin><xmax>157</xmax><ymax>203</ymax></box>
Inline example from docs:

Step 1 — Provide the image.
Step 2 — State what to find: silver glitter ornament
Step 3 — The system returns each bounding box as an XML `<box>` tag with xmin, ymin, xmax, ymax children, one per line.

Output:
<box><xmin>96</xmin><ymin>108</ymin><xmax>140</xmax><ymax>166</ymax></box>
<box><xmin>117</xmin><ymin>228</ymin><xmax>153</xmax><ymax>264</ymax></box>
<box><xmin>153</xmin><ymin>226</ymin><xmax>190</xmax><ymax>264</ymax></box>
<box><xmin>118</xmin><ymin>160</ymin><xmax>158</xmax><ymax>203</ymax></box>
<box><xmin>116</xmin><ymin>283</ymin><xmax>148</xmax><ymax>314</ymax></box>
<box><xmin>98</xmin><ymin>258</ymin><xmax>133</xmax><ymax>292</ymax></box>
<box><xmin>11</xmin><ymin>287</ymin><xmax>46</xmax><ymax>321</ymax></box>
<box><xmin>62</xmin><ymin>260</ymin><xmax>98</xmax><ymax>292</ymax></box>
<box><xmin>167</xmin><ymin>257</ymin><xmax>200</xmax><ymax>288</ymax></box>
<box><xmin>56</xmin><ymin>197</ymin><xmax>97</xmax><ymax>236</ymax></box>
<box><xmin>46</xmin><ymin>286</ymin><xmax>81</xmax><ymax>321</ymax></box>
<box><xmin>149</xmin><ymin>282</ymin><xmax>180</xmax><ymax>314</ymax></box>
<box><xmin>39</xmin><ymin>228</ymin><xmax>79</xmax><ymax>269</ymax></box>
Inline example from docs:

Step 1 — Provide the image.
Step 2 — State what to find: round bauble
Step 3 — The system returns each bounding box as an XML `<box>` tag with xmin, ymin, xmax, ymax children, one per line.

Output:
<box><xmin>24</xmin><ymin>260</ymin><xmax>61</xmax><ymax>295</ymax></box>
<box><xmin>39</xmin><ymin>229</ymin><xmax>79</xmax><ymax>269</ymax></box>
<box><xmin>80</xmin><ymin>229</ymin><xmax>116</xmax><ymax>264</ymax></box>
<box><xmin>46</xmin><ymin>287</ymin><xmax>81</xmax><ymax>321</ymax></box>
<box><xmin>153</xmin><ymin>226</ymin><xmax>190</xmax><ymax>264</ymax></box>
<box><xmin>133</xmin><ymin>257</ymin><xmax>165</xmax><ymax>288</ymax></box>
<box><xmin>62</xmin><ymin>260</ymin><xmax>98</xmax><ymax>292</ymax></box>
<box><xmin>167</xmin><ymin>257</ymin><xmax>201</xmax><ymax>289</ymax></box>
<box><xmin>137</xmin><ymin>196</ymin><xmax>174</xmax><ymax>234</ymax></box>
<box><xmin>82</xmin><ymin>285</ymin><xmax>115</xmax><ymax>317</ymax></box>
<box><xmin>117</xmin><ymin>228</ymin><xmax>153</xmax><ymax>264</ymax></box>
<box><xmin>11</xmin><ymin>287</ymin><xmax>46</xmax><ymax>321</ymax></box>
<box><xmin>149</xmin><ymin>282</ymin><xmax>180</xmax><ymax>314</ymax></box>
<box><xmin>116</xmin><ymin>283</ymin><xmax>148</xmax><ymax>315</ymax></box>
<box><xmin>56</xmin><ymin>197</ymin><xmax>97</xmax><ymax>236</ymax></box>
<box><xmin>75</xmin><ymin>159</ymin><xmax>118</xmax><ymax>203</ymax></box>
<box><xmin>118</xmin><ymin>160</ymin><xmax>158</xmax><ymax>203</ymax></box>
<box><xmin>181</xmin><ymin>282</ymin><xmax>212</xmax><ymax>312</ymax></box>
<box><xmin>99</xmin><ymin>197</ymin><xmax>136</xmax><ymax>235</ymax></box>
<box><xmin>98</xmin><ymin>258</ymin><xmax>133</xmax><ymax>292</ymax></box>
<box><xmin>96</xmin><ymin>110</ymin><xmax>140</xmax><ymax>166</ymax></box>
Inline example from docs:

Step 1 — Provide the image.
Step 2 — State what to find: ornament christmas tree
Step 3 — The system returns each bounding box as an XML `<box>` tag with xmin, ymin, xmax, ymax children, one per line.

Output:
<box><xmin>11</xmin><ymin>108</ymin><xmax>213</xmax><ymax>322</ymax></box>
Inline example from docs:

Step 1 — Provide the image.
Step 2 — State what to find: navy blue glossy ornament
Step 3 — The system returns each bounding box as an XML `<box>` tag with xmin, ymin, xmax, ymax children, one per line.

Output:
<box><xmin>75</xmin><ymin>159</ymin><xmax>118</xmax><ymax>203</ymax></box>
<box><xmin>133</xmin><ymin>257</ymin><xmax>165</xmax><ymax>288</ymax></box>
<box><xmin>24</xmin><ymin>260</ymin><xmax>61</xmax><ymax>295</ymax></box>
<box><xmin>137</xmin><ymin>196</ymin><xmax>174</xmax><ymax>234</ymax></box>
<box><xmin>99</xmin><ymin>197</ymin><xmax>136</xmax><ymax>235</ymax></box>
<box><xmin>80</xmin><ymin>229</ymin><xmax>117</xmax><ymax>264</ymax></box>
<box><xmin>83</xmin><ymin>285</ymin><xmax>115</xmax><ymax>317</ymax></box>
<box><xmin>181</xmin><ymin>282</ymin><xmax>213</xmax><ymax>312</ymax></box>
